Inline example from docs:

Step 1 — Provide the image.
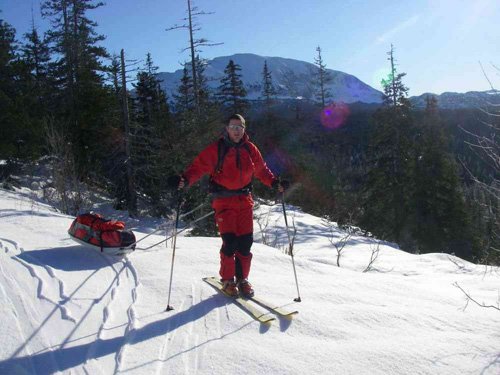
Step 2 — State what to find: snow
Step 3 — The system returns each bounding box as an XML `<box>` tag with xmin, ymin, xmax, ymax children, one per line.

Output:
<box><xmin>0</xmin><ymin>187</ymin><xmax>499</xmax><ymax>375</ymax></box>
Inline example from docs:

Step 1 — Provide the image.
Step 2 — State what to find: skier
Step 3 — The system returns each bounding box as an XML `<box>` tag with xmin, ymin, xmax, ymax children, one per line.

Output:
<box><xmin>173</xmin><ymin>114</ymin><xmax>288</xmax><ymax>297</ymax></box>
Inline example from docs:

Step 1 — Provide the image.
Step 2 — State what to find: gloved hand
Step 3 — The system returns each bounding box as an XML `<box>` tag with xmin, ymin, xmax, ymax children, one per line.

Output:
<box><xmin>167</xmin><ymin>175</ymin><xmax>186</xmax><ymax>190</ymax></box>
<box><xmin>272</xmin><ymin>179</ymin><xmax>290</xmax><ymax>193</ymax></box>
<box><xmin>280</xmin><ymin>180</ymin><xmax>290</xmax><ymax>191</ymax></box>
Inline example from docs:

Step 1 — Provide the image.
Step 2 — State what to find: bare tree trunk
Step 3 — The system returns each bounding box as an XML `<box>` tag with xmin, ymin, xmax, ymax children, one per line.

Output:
<box><xmin>187</xmin><ymin>0</ymin><xmax>199</xmax><ymax>112</ymax></box>
<box><xmin>389</xmin><ymin>44</ymin><xmax>397</xmax><ymax>107</ymax></box>
<box><xmin>120</xmin><ymin>49</ymin><xmax>137</xmax><ymax>216</ymax></box>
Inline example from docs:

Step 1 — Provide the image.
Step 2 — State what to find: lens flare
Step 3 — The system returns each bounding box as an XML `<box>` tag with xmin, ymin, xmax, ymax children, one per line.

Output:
<box><xmin>263</xmin><ymin>144</ymin><xmax>336</xmax><ymax>211</ymax></box>
<box><xmin>265</xmin><ymin>147</ymin><xmax>291</xmax><ymax>176</ymax></box>
<box><xmin>320</xmin><ymin>102</ymin><xmax>350</xmax><ymax>130</ymax></box>
<box><xmin>372</xmin><ymin>67</ymin><xmax>391</xmax><ymax>91</ymax></box>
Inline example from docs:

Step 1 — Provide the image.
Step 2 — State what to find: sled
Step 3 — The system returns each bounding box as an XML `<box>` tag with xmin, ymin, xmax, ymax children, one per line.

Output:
<box><xmin>68</xmin><ymin>213</ymin><xmax>136</xmax><ymax>256</ymax></box>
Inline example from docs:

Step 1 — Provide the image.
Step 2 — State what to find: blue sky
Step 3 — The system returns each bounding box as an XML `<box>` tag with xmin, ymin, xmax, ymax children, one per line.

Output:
<box><xmin>2</xmin><ymin>0</ymin><xmax>499</xmax><ymax>96</ymax></box>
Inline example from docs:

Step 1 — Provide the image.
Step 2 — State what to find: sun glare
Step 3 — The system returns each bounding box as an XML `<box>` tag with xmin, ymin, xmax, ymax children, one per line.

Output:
<box><xmin>320</xmin><ymin>102</ymin><xmax>350</xmax><ymax>130</ymax></box>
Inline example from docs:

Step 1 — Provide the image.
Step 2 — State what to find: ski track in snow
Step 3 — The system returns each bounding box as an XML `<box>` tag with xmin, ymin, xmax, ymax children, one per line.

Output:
<box><xmin>184</xmin><ymin>282</ymin><xmax>201</xmax><ymax>374</ymax></box>
<box><xmin>82</xmin><ymin>262</ymin><xmax>123</xmax><ymax>373</ymax></box>
<box><xmin>200</xmin><ymin>281</ymin><xmax>222</xmax><ymax>374</ymax></box>
<box><xmin>82</xmin><ymin>255</ymin><xmax>140</xmax><ymax>375</ymax></box>
<box><xmin>156</xmin><ymin>280</ymin><xmax>240</xmax><ymax>375</ymax></box>
<box><xmin>154</xmin><ymin>280</ymin><xmax>220</xmax><ymax>375</ymax></box>
<box><xmin>114</xmin><ymin>258</ymin><xmax>140</xmax><ymax>374</ymax></box>
<box><xmin>0</xmin><ymin>245</ymin><xmax>32</xmax><ymax>357</ymax></box>
<box><xmin>0</xmin><ymin>238</ymin><xmax>62</xmax><ymax>372</ymax></box>
<box><xmin>160</xmin><ymin>283</ymin><xmax>203</xmax><ymax>375</ymax></box>
<box><xmin>155</xmin><ymin>298</ymin><xmax>187</xmax><ymax>375</ymax></box>
<box><xmin>0</xmin><ymin>237</ymin><xmax>75</xmax><ymax>323</ymax></box>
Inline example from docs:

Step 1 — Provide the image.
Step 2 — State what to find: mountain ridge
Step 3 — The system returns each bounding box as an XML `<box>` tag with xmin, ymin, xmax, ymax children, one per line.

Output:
<box><xmin>157</xmin><ymin>53</ymin><xmax>383</xmax><ymax>104</ymax></box>
<box><xmin>156</xmin><ymin>53</ymin><xmax>497</xmax><ymax>109</ymax></box>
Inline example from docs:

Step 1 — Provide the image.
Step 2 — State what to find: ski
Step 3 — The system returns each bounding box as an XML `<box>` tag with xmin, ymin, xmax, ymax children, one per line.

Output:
<box><xmin>203</xmin><ymin>277</ymin><xmax>275</xmax><ymax>324</ymax></box>
<box><xmin>246</xmin><ymin>295</ymin><xmax>299</xmax><ymax>319</ymax></box>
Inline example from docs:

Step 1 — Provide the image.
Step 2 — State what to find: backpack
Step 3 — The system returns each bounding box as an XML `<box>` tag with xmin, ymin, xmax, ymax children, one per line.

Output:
<box><xmin>214</xmin><ymin>138</ymin><xmax>252</xmax><ymax>174</ymax></box>
<box><xmin>210</xmin><ymin>139</ymin><xmax>254</xmax><ymax>198</ymax></box>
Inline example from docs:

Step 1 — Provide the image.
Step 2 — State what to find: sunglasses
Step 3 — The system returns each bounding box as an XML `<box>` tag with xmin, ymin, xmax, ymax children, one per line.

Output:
<box><xmin>228</xmin><ymin>124</ymin><xmax>245</xmax><ymax>131</ymax></box>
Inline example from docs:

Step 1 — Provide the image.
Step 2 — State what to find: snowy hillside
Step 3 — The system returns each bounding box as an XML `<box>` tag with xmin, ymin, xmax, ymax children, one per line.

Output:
<box><xmin>157</xmin><ymin>53</ymin><xmax>383</xmax><ymax>104</ymax></box>
<box><xmin>409</xmin><ymin>90</ymin><xmax>500</xmax><ymax>109</ymax></box>
<box><xmin>0</xmin><ymin>186</ymin><xmax>499</xmax><ymax>375</ymax></box>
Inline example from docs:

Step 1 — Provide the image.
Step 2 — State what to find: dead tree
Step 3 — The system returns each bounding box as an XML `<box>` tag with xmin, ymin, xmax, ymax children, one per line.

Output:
<box><xmin>324</xmin><ymin>220</ymin><xmax>354</xmax><ymax>267</ymax></box>
<box><xmin>43</xmin><ymin>119</ymin><xmax>89</xmax><ymax>215</ymax></box>
<box><xmin>255</xmin><ymin>206</ymin><xmax>272</xmax><ymax>246</ymax></box>
<box><xmin>120</xmin><ymin>49</ymin><xmax>137</xmax><ymax>216</ymax></box>
<box><xmin>363</xmin><ymin>240</ymin><xmax>381</xmax><ymax>273</ymax></box>
<box><xmin>167</xmin><ymin>0</ymin><xmax>222</xmax><ymax>112</ymax></box>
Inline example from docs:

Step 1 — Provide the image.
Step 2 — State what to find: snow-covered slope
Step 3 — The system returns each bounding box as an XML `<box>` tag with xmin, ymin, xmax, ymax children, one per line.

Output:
<box><xmin>157</xmin><ymin>53</ymin><xmax>383</xmax><ymax>104</ymax></box>
<box><xmin>0</xmin><ymin>187</ymin><xmax>499</xmax><ymax>375</ymax></box>
<box><xmin>409</xmin><ymin>90</ymin><xmax>500</xmax><ymax>109</ymax></box>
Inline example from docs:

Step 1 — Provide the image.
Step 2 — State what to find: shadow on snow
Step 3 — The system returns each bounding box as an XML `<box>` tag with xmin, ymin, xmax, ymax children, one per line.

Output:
<box><xmin>0</xmin><ymin>296</ymin><xmax>229</xmax><ymax>375</ymax></box>
<box><xmin>17</xmin><ymin>246</ymin><xmax>124</xmax><ymax>271</ymax></box>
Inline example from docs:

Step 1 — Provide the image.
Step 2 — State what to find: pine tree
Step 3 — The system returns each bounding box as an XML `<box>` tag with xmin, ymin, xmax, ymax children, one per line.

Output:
<box><xmin>361</xmin><ymin>45</ymin><xmax>417</xmax><ymax>250</ymax></box>
<box><xmin>131</xmin><ymin>53</ymin><xmax>171</xmax><ymax>212</ymax></box>
<box><xmin>22</xmin><ymin>23</ymin><xmax>52</xmax><ymax>111</ymax></box>
<box><xmin>412</xmin><ymin>96</ymin><xmax>477</xmax><ymax>259</ymax></box>
<box><xmin>381</xmin><ymin>44</ymin><xmax>409</xmax><ymax>108</ymax></box>
<box><xmin>173</xmin><ymin>64</ymin><xmax>194</xmax><ymax>113</ymax></box>
<box><xmin>100</xmin><ymin>53</ymin><xmax>130</xmax><ymax>209</ymax></box>
<box><xmin>0</xmin><ymin>18</ymin><xmax>20</xmax><ymax>157</ymax></box>
<box><xmin>313</xmin><ymin>46</ymin><xmax>332</xmax><ymax>107</ymax></box>
<box><xmin>41</xmin><ymin>0</ymin><xmax>111</xmax><ymax>173</ymax></box>
<box><xmin>15</xmin><ymin>23</ymin><xmax>53</xmax><ymax>157</ymax></box>
<box><xmin>134</xmin><ymin>53</ymin><xmax>170</xmax><ymax>126</ymax></box>
<box><xmin>261</xmin><ymin>60</ymin><xmax>276</xmax><ymax>111</ymax></box>
<box><xmin>22</xmin><ymin>24</ymin><xmax>51</xmax><ymax>101</ymax></box>
<box><xmin>195</xmin><ymin>54</ymin><xmax>211</xmax><ymax>110</ymax></box>
<box><xmin>217</xmin><ymin>59</ymin><xmax>248</xmax><ymax>115</ymax></box>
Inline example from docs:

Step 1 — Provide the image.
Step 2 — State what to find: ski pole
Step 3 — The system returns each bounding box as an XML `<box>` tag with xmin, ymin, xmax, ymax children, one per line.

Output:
<box><xmin>165</xmin><ymin>190</ymin><xmax>183</xmax><ymax>311</ymax></box>
<box><xmin>136</xmin><ymin>210</ymin><xmax>214</xmax><ymax>251</ymax></box>
<box><xmin>179</xmin><ymin>201</ymin><xmax>209</xmax><ymax>219</ymax></box>
<box><xmin>281</xmin><ymin>191</ymin><xmax>302</xmax><ymax>302</ymax></box>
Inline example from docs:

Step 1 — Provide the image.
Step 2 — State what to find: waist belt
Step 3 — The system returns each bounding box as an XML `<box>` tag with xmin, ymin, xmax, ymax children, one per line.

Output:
<box><xmin>209</xmin><ymin>181</ymin><xmax>252</xmax><ymax>199</ymax></box>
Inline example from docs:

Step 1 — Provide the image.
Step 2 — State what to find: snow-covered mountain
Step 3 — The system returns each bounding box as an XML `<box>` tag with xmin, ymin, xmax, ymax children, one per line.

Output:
<box><xmin>0</xmin><ymin>170</ymin><xmax>499</xmax><ymax>374</ymax></box>
<box><xmin>157</xmin><ymin>53</ymin><xmax>384</xmax><ymax>104</ymax></box>
<box><xmin>409</xmin><ymin>89</ymin><xmax>500</xmax><ymax>109</ymax></box>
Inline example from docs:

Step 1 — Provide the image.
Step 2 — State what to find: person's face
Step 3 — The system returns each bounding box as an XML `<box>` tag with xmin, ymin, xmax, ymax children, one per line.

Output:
<box><xmin>226</xmin><ymin>119</ymin><xmax>245</xmax><ymax>143</ymax></box>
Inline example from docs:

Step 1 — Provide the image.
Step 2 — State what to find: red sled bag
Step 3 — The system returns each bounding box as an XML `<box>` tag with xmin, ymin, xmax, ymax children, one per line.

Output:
<box><xmin>68</xmin><ymin>212</ymin><xmax>136</xmax><ymax>255</ymax></box>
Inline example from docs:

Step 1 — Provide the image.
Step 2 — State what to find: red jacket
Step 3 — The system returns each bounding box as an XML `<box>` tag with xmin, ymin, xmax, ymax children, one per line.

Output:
<box><xmin>183</xmin><ymin>133</ymin><xmax>276</xmax><ymax>190</ymax></box>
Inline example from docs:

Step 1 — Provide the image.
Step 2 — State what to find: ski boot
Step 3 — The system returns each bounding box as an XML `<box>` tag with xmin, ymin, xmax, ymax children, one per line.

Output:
<box><xmin>237</xmin><ymin>279</ymin><xmax>254</xmax><ymax>298</ymax></box>
<box><xmin>222</xmin><ymin>279</ymin><xmax>238</xmax><ymax>297</ymax></box>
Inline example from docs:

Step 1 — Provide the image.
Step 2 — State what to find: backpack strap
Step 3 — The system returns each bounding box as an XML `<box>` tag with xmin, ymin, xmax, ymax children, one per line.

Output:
<box><xmin>214</xmin><ymin>139</ymin><xmax>253</xmax><ymax>175</ymax></box>
<box><xmin>215</xmin><ymin>138</ymin><xmax>229</xmax><ymax>174</ymax></box>
<box><xmin>243</xmin><ymin>143</ymin><xmax>252</xmax><ymax>165</ymax></box>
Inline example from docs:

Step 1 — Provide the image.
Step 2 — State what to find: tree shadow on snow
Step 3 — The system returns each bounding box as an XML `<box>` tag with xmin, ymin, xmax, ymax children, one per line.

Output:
<box><xmin>0</xmin><ymin>208</ymin><xmax>68</xmax><ymax>219</ymax></box>
<box><xmin>0</xmin><ymin>296</ymin><xmax>247</xmax><ymax>374</ymax></box>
